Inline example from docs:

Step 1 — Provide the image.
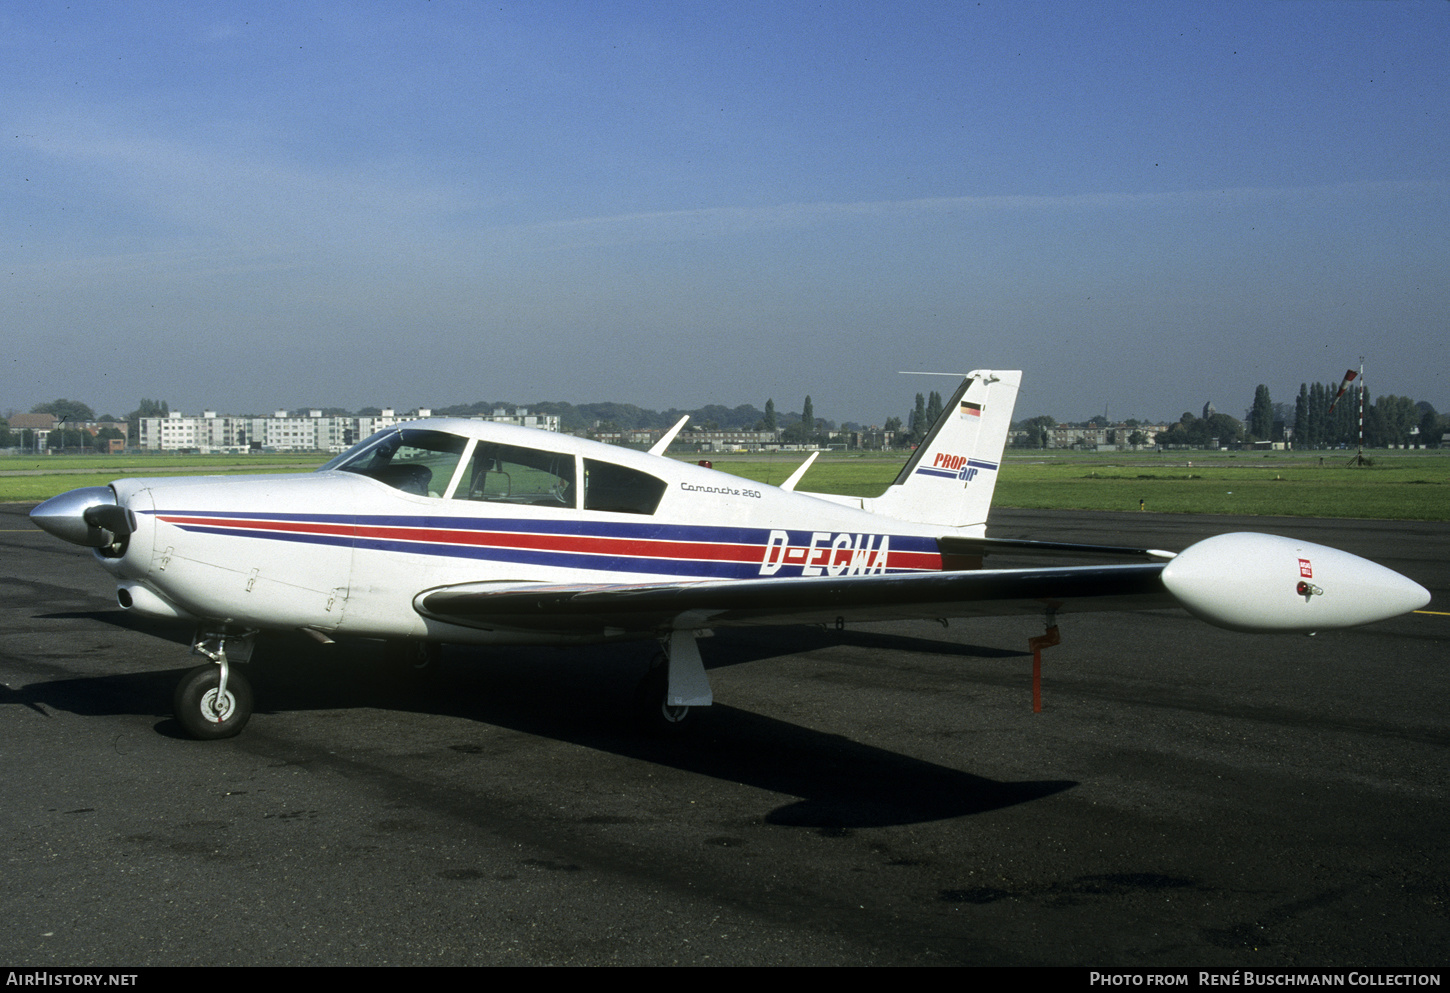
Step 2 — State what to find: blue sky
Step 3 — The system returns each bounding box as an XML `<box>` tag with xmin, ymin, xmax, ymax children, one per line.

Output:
<box><xmin>5</xmin><ymin>1</ymin><xmax>1446</xmax><ymax>426</ymax></box>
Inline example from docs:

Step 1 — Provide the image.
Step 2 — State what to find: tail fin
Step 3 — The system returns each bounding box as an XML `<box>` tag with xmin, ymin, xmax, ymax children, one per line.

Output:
<box><xmin>867</xmin><ymin>370</ymin><xmax>1021</xmax><ymax>529</ymax></box>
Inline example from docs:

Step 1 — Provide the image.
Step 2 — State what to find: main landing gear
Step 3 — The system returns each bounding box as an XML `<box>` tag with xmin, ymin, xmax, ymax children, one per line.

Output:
<box><xmin>175</xmin><ymin>628</ymin><xmax>257</xmax><ymax>740</ymax></box>
<box><xmin>632</xmin><ymin>630</ymin><xmax>713</xmax><ymax>735</ymax></box>
<box><xmin>384</xmin><ymin>638</ymin><xmax>441</xmax><ymax>688</ymax></box>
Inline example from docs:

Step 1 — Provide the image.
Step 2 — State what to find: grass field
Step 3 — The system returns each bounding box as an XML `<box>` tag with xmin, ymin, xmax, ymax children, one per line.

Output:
<box><xmin>0</xmin><ymin>454</ymin><xmax>322</xmax><ymax>503</ymax></box>
<box><xmin>4</xmin><ymin>449</ymin><xmax>1446</xmax><ymax>520</ymax></box>
<box><xmin>698</xmin><ymin>450</ymin><xmax>1450</xmax><ymax>521</ymax></box>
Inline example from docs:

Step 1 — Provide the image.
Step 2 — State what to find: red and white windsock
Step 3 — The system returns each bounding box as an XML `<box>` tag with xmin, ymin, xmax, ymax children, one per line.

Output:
<box><xmin>1327</xmin><ymin>368</ymin><xmax>1358</xmax><ymax>415</ymax></box>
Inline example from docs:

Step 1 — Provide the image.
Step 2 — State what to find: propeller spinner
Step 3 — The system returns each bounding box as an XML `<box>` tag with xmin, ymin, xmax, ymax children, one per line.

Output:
<box><xmin>30</xmin><ymin>486</ymin><xmax>136</xmax><ymax>548</ymax></box>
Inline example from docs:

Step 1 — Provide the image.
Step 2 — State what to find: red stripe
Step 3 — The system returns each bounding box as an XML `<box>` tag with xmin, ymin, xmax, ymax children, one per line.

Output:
<box><xmin>161</xmin><ymin>515</ymin><xmax>766</xmax><ymax>564</ymax></box>
<box><xmin>360</xmin><ymin>525</ymin><xmax>765</xmax><ymax>564</ymax></box>
<box><xmin>157</xmin><ymin>516</ymin><xmax>944</xmax><ymax>572</ymax></box>
<box><xmin>161</xmin><ymin>515</ymin><xmax>354</xmax><ymax>538</ymax></box>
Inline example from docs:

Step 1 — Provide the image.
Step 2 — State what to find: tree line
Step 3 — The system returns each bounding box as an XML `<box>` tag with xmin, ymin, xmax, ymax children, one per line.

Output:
<box><xmin>1241</xmin><ymin>381</ymin><xmax>1438</xmax><ymax>449</ymax></box>
<box><xmin>1019</xmin><ymin>382</ymin><xmax>1443</xmax><ymax>450</ymax></box>
<box><xmin>10</xmin><ymin>382</ymin><xmax>1445</xmax><ymax>453</ymax></box>
<box><xmin>1289</xmin><ymin>381</ymin><xmax>1438</xmax><ymax>449</ymax></box>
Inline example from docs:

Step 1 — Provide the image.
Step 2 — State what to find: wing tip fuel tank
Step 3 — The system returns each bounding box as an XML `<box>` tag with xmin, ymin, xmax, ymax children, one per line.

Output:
<box><xmin>1160</xmin><ymin>532</ymin><xmax>1430</xmax><ymax>633</ymax></box>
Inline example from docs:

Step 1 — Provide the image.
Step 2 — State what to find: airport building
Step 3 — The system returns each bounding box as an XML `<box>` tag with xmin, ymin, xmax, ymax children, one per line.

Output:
<box><xmin>1039</xmin><ymin>422</ymin><xmax>1170</xmax><ymax>450</ymax></box>
<box><xmin>587</xmin><ymin>426</ymin><xmax>782</xmax><ymax>451</ymax></box>
<box><xmin>586</xmin><ymin>426</ymin><xmax>887</xmax><ymax>452</ymax></box>
<box><xmin>136</xmin><ymin>407</ymin><xmax>561</xmax><ymax>453</ymax></box>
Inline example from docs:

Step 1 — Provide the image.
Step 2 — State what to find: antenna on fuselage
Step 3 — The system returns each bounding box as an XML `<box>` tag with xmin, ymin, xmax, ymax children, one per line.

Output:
<box><xmin>779</xmin><ymin>450</ymin><xmax>820</xmax><ymax>492</ymax></box>
<box><xmin>648</xmin><ymin>415</ymin><xmax>690</xmax><ymax>456</ymax></box>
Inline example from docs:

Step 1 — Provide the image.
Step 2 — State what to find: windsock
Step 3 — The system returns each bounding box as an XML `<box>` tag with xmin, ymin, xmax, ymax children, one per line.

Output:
<box><xmin>1327</xmin><ymin>368</ymin><xmax>1358</xmax><ymax>415</ymax></box>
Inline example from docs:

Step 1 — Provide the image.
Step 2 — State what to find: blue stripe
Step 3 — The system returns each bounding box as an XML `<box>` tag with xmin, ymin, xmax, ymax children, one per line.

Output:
<box><xmin>178</xmin><ymin>524</ymin><xmax>355</xmax><ymax>552</ymax></box>
<box><xmin>151</xmin><ymin>508</ymin><xmax>774</xmax><ymax>545</ymax></box>
<box><xmin>156</xmin><ymin>513</ymin><xmax>941</xmax><ymax>579</ymax></box>
<box><xmin>352</xmin><ymin>536</ymin><xmax>765</xmax><ymax>578</ymax></box>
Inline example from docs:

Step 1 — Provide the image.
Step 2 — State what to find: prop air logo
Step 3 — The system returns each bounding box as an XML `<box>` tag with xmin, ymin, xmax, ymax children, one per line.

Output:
<box><xmin>914</xmin><ymin>452</ymin><xmax>998</xmax><ymax>483</ymax></box>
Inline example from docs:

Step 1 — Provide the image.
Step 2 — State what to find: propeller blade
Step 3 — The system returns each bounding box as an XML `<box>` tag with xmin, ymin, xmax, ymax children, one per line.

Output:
<box><xmin>84</xmin><ymin>503</ymin><xmax>137</xmax><ymax>540</ymax></box>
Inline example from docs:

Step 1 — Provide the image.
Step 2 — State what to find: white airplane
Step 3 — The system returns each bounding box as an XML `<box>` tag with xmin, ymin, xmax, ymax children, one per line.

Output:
<box><xmin>31</xmin><ymin>370</ymin><xmax>1430</xmax><ymax>740</ymax></box>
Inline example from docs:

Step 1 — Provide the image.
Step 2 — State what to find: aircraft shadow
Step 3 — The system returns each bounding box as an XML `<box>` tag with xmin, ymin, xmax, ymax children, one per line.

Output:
<box><xmin>624</xmin><ymin>708</ymin><xmax>1074</xmax><ymax>828</ymax></box>
<box><xmin>694</xmin><ymin>623</ymin><xmax>1030</xmax><ymax>669</ymax></box>
<box><xmin>37</xmin><ymin>609</ymin><xmax>193</xmax><ymax>643</ymax></box>
<box><xmin>8</xmin><ymin>621</ymin><xmax>1069</xmax><ymax>828</ymax></box>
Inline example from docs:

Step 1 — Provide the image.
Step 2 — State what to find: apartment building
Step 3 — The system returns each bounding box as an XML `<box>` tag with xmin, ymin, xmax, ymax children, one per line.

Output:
<box><xmin>137</xmin><ymin>407</ymin><xmax>561</xmax><ymax>453</ymax></box>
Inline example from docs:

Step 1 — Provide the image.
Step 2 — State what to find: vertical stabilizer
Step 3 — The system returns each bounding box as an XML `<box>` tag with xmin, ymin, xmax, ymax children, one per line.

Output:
<box><xmin>867</xmin><ymin>370</ymin><xmax>1021</xmax><ymax>529</ymax></box>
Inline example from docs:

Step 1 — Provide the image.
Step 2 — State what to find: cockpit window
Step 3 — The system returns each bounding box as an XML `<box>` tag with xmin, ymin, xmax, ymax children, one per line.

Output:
<box><xmin>455</xmin><ymin>442</ymin><xmax>576</xmax><ymax>509</ymax></box>
<box><xmin>323</xmin><ymin>431</ymin><xmax>661</xmax><ymax>513</ymax></box>
<box><xmin>583</xmin><ymin>459</ymin><xmax>667</xmax><ymax>515</ymax></box>
<box><xmin>324</xmin><ymin>428</ymin><xmax>467</xmax><ymax>498</ymax></box>
<box><xmin>317</xmin><ymin>428</ymin><xmax>394</xmax><ymax>472</ymax></box>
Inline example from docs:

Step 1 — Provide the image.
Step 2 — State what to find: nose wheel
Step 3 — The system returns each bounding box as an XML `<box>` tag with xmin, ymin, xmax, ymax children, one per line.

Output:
<box><xmin>174</xmin><ymin>663</ymin><xmax>253</xmax><ymax>740</ymax></box>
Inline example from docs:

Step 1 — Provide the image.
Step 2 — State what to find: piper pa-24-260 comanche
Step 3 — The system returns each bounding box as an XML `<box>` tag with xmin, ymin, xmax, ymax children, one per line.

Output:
<box><xmin>31</xmin><ymin>370</ymin><xmax>1430</xmax><ymax>740</ymax></box>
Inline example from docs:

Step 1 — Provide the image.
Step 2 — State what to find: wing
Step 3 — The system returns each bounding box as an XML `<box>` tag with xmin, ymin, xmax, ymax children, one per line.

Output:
<box><xmin>414</xmin><ymin>528</ymin><xmax>1431</xmax><ymax>638</ymax></box>
<box><xmin>414</xmin><ymin>563</ymin><xmax>1174</xmax><ymax>637</ymax></box>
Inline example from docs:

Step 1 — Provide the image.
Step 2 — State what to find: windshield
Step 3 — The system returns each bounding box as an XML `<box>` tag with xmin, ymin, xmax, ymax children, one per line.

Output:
<box><xmin>322</xmin><ymin>428</ymin><xmax>468</xmax><ymax>498</ymax></box>
<box><xmin>318</xmin><ymin>428</ymin><xmax>394</xmax><ymax>472</ymax></box>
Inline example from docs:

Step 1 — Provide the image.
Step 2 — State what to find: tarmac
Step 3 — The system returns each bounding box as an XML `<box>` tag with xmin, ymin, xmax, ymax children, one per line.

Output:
<box><xmin>1</xmin><ymin>503</ymin><xmax>1445</xmax><ymax>966</ymax></box>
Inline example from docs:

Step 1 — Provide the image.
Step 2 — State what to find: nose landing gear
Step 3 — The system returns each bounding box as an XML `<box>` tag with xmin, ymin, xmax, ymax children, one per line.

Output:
<box><xmin>175</xmin><ymin>628</ymin><xmax>258</xmax><ymax>740</ymax></box>
<box><xmin>174</xmin><ymin>663</ymin><xmax>253</xmax><ymax>739</ymax></box>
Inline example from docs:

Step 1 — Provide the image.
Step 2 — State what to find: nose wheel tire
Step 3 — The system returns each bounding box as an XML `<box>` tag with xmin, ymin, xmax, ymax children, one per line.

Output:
<box><xmin>174</xmin><ymin>664</ymin><xmax>253</xmax><ymax>740</ymax></box>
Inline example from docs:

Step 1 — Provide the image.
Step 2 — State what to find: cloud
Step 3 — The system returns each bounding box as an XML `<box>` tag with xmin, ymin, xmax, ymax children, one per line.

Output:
<box><xmin>12</xmin><ymin>115</ymin><xmax>484</xmax><ymax>257</ymax></box>
<box><xmin>16</xmin><ymin>106</ymin><xmax>1443</xmax><ymax>270</ymax></box>
<box><xmin>491</xmin><ymin>180</ymin><xmax>1444</xmax><ymax>253</ymax></box>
